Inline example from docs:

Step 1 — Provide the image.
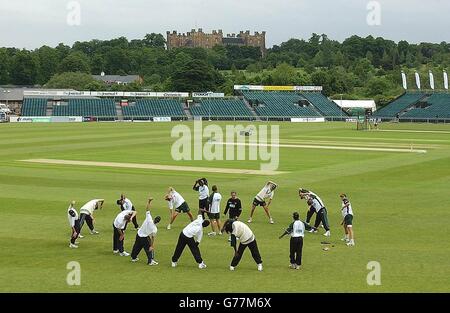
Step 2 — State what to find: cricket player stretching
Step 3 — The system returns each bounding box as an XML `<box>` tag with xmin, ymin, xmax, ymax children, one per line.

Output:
<box><xmin>248</xmin><ymin>181</ymin><xmax>277</xmax><ymax>224</ymax></box>
<box><xmin>299</xmin><ymin>188</ymin><xmax>324</xmax><ymax>225</ymax></box>
<box><xmin>67</xmin><ymin>201</ymin><xmax>80</xmax><ymax>248</ymax></box>
<box><xmin>131</xmin><ymin>198</ymin><xmax>161</xmax><ymax>265</ymax></box>
<box><xmin>308</xmin><ymin>197</ymin><xmax>331</xmax><ymax>237</ymax></box>
<box><xmin>79</xmin><ymin>199</ymin><xmax>104</xmax><ymax>235</ymax></box>
<box><xmin>165</xmin><ymin>187</ymin><xmax>194</xmax><ymax>230</ymax></box>
<box><xmin>222</xmin><ymin>220</ymin><xmax>263</xmax><ymax>271</ymax></box>
<box><xmin>340</xmin><ymin>194</ymin><xmax>355</xmax><ymax>246</ymax></box>
<box><xmin>113</xmin><ymin>210</ymin><xmax>136</xmax><ymax>256</ymax></box>
<box><xmin>116</xmin><ymin>194</ymin><xmax>139</xmax><ymax>230</ymax></box>
<box><xmin>279</xmin><ymin>212</ymin><xmax>316</xmax><ymax>269</ymax></box>
<box><xmin>171</xmin><ymin>214</ymin><xmax>209</xmax><ymax>269</ymax></box>
<box><xmin>193</xmin><ymin>178</ymin><xmax>209</xmax><ymax>219</ymax></box>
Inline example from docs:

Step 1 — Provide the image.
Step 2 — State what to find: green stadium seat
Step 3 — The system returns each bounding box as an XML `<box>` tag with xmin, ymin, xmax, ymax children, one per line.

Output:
<box><xmin>190</xmin><ymin>99</ymin><xmax>253</xmax><ymax>119</ymax></box>
<box><xmin>122</xmin><ymin>99</ymin><xmax>185</xmax><ymax>119</ymax></box>
<box><xmin>21</xmin><ymin>98</ymin><xmax>47</xmax><ymax>116</ymax></box>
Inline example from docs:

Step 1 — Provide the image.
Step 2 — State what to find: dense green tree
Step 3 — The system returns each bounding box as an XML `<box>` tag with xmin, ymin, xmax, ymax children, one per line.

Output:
<box><xmin>170</xmin><ymin>59</ymin><xmax>223</xmax><ymax>92</ymax></box>
<box><xmin>10</xmin><ymin>50</ymin><xmax>38</xmax><ymax>85</ymax></box>
<box><xmin>45</xmin><ymin>72</ymin><xmax>102</xmax><ymax>89</ymax></box>
<box><xmin>58</xmin><ymin>51</ymin><xmax>91</xmax><ymax>73</ymax></box>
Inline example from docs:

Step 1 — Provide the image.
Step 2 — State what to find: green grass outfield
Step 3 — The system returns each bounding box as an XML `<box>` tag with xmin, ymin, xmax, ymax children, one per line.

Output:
<box><xmin>0</xmin><ymin>121</ymin><xmax>449</xmax><ymax>292</ymax></box>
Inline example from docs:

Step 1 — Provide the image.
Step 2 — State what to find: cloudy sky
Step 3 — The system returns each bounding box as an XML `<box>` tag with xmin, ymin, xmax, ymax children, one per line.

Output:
<box><xmin>1</xmin><ymin>0</ymin><xmax>449</xmax><ymax>49</ymax></box>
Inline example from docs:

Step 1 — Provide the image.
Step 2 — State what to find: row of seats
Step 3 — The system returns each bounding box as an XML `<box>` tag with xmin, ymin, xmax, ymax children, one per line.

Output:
<box><xmin>402</xmin><ymin>93</ymin><xmax>450</xmax><ymax>119</ymax></box>
<box><xmin>21</xmin><ymin>98</ymin><xmax>47</xmax><ymax>116</ymax></box>
<box><xmin>242</xmin><ymin>91</ymin><xmax>321</xmax><ymax>117</ymax></box>
<box><xmin>301</xmin><ymin>92</ymin><xmax>345</xmax><ymax>116</ymax></box>
<box><xmin>374</xmin><ymin>93</ymin><xmax>425</xmax><ymax>117</ymax></box>
<box><xmin>122</xmin><ymin>99</ymin><xmax>185</xmax><ymax>119</ymax></box>
<box><xmin>190</xmin><ymin>99</ymin><xmax>253</xmax><ymax>117</ymax></box>
<box><xmin>53</xmin><ymin>99</ymin><xmax>116</xmax><ymax>117</ymax></box>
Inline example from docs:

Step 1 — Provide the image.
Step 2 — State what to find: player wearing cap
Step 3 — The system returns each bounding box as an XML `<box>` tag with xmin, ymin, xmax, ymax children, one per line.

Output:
<box><xmin>248</xmin><ymin>181</ymin><xmax>277</xmax><ymax>224</ymax></box>
<box><xmin>113</xmin><ymin>210</ymin><xmax>136</xmax><ymax>256</ymax></box>
<box><xmin>130</xmin><ymin>198</ymin><xmax>161</xmax><ymax>265</ymax></box>
<box><xmin>116</xmin><ymin>194</ymin><xmax>139</xmax><ymax>230</ymax></box>
<box><xmin>67</xmin><ymin>201</ymin><xmax>80</xmax><ymax>248</ymax></box>
<box><xmin>171</xmin><ymin>214</ymin><xmax>209</xmax><ymax>269</ymax></box>
<box><xmin>340</xmin><ymin>194</ymin><xmax>355</xmax><ymax>246</ymax></box>
<box><xmin>79</xmin><ymin>199</ymin><xmax>104</xmax><ymax>235</ymax></box>
<box><xmin>279</xmin><ymin>212</ymin><xmax>316</xmax><ymax>269</ymax></box>
<box><xmin>165</xmin><ymin>187</ymin><xmax>194</xmax><ymax>230</ymax></box>
<box><xmin>206</xmin><ymin>185</ymin><xmax>222</xmax><ymax>236</ymax></box>
<box><xmin>222</xmin><ymin>219</ymin><xmax>263</xmax><ymax>271</ymax></box>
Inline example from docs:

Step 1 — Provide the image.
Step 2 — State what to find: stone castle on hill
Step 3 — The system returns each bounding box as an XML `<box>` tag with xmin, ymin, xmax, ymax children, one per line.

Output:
<box><xmin>166</xmin><ymin>29</ymin><xmax>266</xmax><ymax>56</ymax></box>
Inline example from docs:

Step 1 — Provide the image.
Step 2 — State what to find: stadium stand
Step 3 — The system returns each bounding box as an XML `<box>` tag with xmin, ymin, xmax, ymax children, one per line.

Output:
<box><xmin>190</xmin><ymin>99</ymin><xmax>253</xmax><ymax>119</ymax></box>
<box><xmin>242</xmin><ymin>91</ymin><xmax>321</xmax><ymax>118</ymax></box>
<box><xmin>402</xmin><ymin>93</ymin><xmax>450</xmax><ymax>119</ymax></box>
<box><xmin>301</xmin><ymin>92</ymin><xmax>345</xmax><ymax>117</ymax></box>
<box><xmin>21</xmin><ymin>98</ymin><xmax>47</xmax><ymax>116</ymax></box>
<box><xmin>374</xmin><ymin>92</ymin><xmax>426</xmax><ymax>118</ymax></box>
<box><xmin>53</xmin><ymin>98</ymin><xmax>116</xmax><ymax>119</ymax></box>
<box><xmin>122</xmin><ymin>99</ymin><xmax>186</xmax><ymax>120</ymax></box>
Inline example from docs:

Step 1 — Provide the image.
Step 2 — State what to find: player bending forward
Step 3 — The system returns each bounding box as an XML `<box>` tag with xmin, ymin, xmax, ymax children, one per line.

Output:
<box><xmin>67</xmin><ymin>201</ymin><xmax>80</xmax><ymax>248</ymax></box>
<box><xmin>248</xmin><ymin>181</ymin><xmax>277</xmax><ymax>224</ymax></box>
<box><xmin>340</xmin><ymin>194</ymin><xmax>355</xmax><ymax>246</ymax></box>
<box><xmin>165</xmin><ymin>187</ymin><xmax>194</xmax><ymax>230</ymax></box>
<box><xmin>222</xmin><ymin>219</ymin><xmax>263</xmax><ymax>271</ymax></box>
<box><xmin>171</xmin><ymin>213</ymin><xmax>209</xmax><ymax>269</ymax></box>
<box><xmin>130</xmin><ymin>198</ymin><xmax>161</xmax><ymax>265</ymax></box>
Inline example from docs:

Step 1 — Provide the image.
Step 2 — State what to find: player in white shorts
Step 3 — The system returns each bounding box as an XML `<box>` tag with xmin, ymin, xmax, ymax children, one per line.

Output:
<box><xmin>165</xmin><ymin>187</ymin><xmax>194</xmax><ymax>230</ymax></box>
<box><xmin>340</xmin><ymin>193</ymin><xmax>355</xmax><ymax>246</ymax></box>
<box><xmin>248</xmin><ymin>181</ymin><xmax>277</xmax><ymax>224</ymax></box>
<box><xmin>206</xmin><ymin>185</ymin><xmax>222</xmax><ymax>236</ymax></box>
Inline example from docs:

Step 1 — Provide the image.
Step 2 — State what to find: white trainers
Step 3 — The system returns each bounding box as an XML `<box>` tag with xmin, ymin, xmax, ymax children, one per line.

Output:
<box><xmin>229</xmin><ymin>266</ymin><xmax>235</xmax><ymax>271</ymax></box>
<box><xmin>323</xmin><ymin>231</ymin><xmax>331</xmax><ymax>237</ymax></box>
<box><xmin>207</xmin><ymin>232</ymin><xmax>216</xmax><ymax>236</ymax></box>
<box><xmin>131</xmin><ymin>258</ymin><xmax>139</xmax><ymax>262</ymax></box>
<box><xmin>198</xmin><ymin>262</ymin><xmax>207</xmax><ymax>269</ymax></box>
<box><xmin>341</xmin><ymin>236</ymin><xmax>348</xmax><ymax>241</ymax></box>
<box><xmin>119</xmin><ymin>251</ymin><xmax>130</xmax><ymax>257</ymax></box>
<box><xmin>269</xmin><ymin>218</ymin><xmax>274</xmax><ymax>224</ymax></box>
<box><xmin>113</xmin><ymin>250</ymin><xmax>119</xmax><ymax>254</ymax></box>
<box><xmin>247</xmin><ymin>218</ymin><xmax>252</xmax><ymax>223</ymax></box>
<box><xmin>295</xmin><ymin>265</ymin><xmax>301</xmax><ymax>270</ymax></box>
<box><xmin>149</xmin><ymin>260</ymin><xmax>159</xmax><ymax>266</ymax></box>
<box><xmin>69</xmin><ymin>243</ymin><xmax>78</xmax><ymax>249</ymax></box>
<box><xmin>167</xmin><ymin>224</ymin><xmax>171</xmax><ymax>230</ymax></box>
<box><xmin>78</xmin><ymin>234</ymin><xmax>84</xmax><ymax>238</ymax></box>
<box><xmin>228</xmin><ymin>236</ymin><xmax>232</xmax><ymax>242</ymax></box>
<box><xmin>257</xmin><ymin>264</ymin><xmax>263</xmax><ymax>271</ymax></box>
<box><xmin>309</xmin><ymin>229</ymin><xmax>317</xmax><ymax>233</ymax></box>
<box><xmin>90</xmin><ymin>230</ymin><xmax>99</xmax><ymax>235</ymax></box>
<box><xmin>171</xmin><ymin>261</ymin><xmax>177</xmax><ymax>268</ymax></box>
<box><xmin>346</xmin><ymin>240</ymin><xmax>355</xmax><ymax>247</ymax></box>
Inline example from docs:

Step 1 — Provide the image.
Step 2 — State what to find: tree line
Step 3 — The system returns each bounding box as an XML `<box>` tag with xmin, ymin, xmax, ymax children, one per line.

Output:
<box><xmin>0</xmin><ymin>33</ymin><xmax>449</xmax><ymax>106</ymax></box>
